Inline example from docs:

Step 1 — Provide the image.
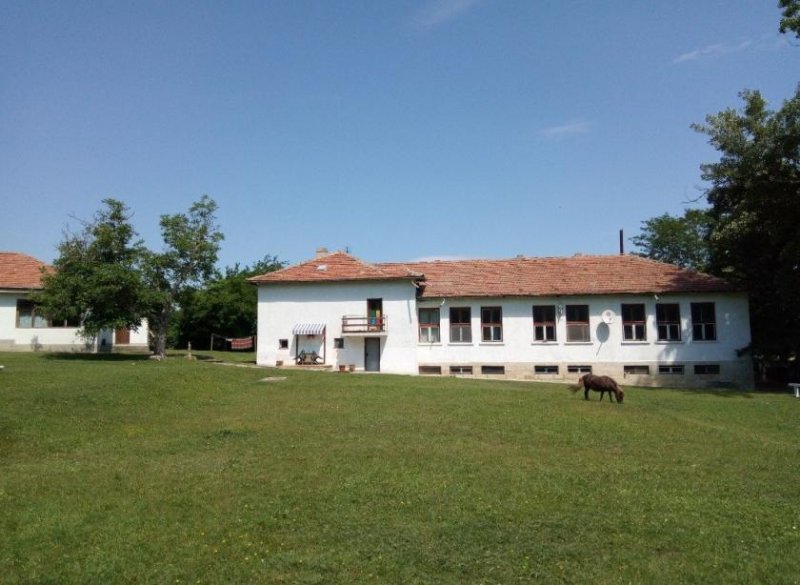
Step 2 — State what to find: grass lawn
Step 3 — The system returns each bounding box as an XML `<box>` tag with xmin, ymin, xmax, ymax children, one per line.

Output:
<box><xmin>1</xmin><ymin>352</ymin><xmax>798</xmax><ymax>584</ymax></box>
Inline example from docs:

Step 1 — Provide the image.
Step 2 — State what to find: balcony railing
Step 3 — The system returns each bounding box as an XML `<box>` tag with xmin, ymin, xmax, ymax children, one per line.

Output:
<box><xmin>341</xmin><ymin>315</ymin><xmax>388</xmax><ymax>334</ymax></box>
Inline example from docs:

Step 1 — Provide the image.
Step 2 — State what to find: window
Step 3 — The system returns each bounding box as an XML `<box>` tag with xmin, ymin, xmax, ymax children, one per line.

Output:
<box><xmin>333</xmin><ymin>338</ymin><xmax>344</xmax><ymax>349</ymax></box>
<box><xmin>534</xmin><ymin>365</ymin><xmax>559</xmax><ymax>374</ymax></box>
<box><xmin>481</xmin><ymin>365</ymin><xmax>505</xmax><ymax>375</ymax></box>
<box><xmin>624</xmin><ymin>365</ymin><xmax>650</xmax><ymax>375</ymax></box>
<box><xmin>659</xmin><ymin>365</ymin><xmax>685</xmax><ymax>375</ymax></box>
<box><xmin>419</xmin><ymin>365</ymin><xmax>442</xmax><ymax>375</ymax></box>
<box><xmin>656</xmin><ymin>303</ymin><xmax>681</xmax><ymax>341</ymax></box>
<box><xmin>533</xmin><ymin>305</ymin><xmax>556</xmax><ymax>342</ymax></box>
<box><xmin>691</xmin><ymin>302</ymin><xmax>717</xmax><ymax>341</ymax></box>
<box><xmin>566</xmin><ymin>305</ymin><xmax>590</xmax><ymax>342</ymax></box>
<box><xmin>621</xmin><ymin>303</ymin><xmax>646</xmax><ymax>341</ymax></box>
<box><xmin>567</xmin><ymin>365</ymin><xmax>592</xmax><ymax>374</ymax></box>
<box><xmin>694</xmin><ymin>364</ymin><xmax>720</xmax><ymax>375</ymax></box>
<box><xmin>419</xmin><ymin>308</ymin><xmax>441</xmax><ymax>343</ymax></box>
<box><xmin>278</xmin><ymin>339</ymin><xmax>289</xmax><ymax>349</ymax></box>
<box><xmin>481</xmin><ymin>307</ymin><xmax>503</xmax><ymax>342</ymax></box>
<box><xmin>15</xmin><ymin>300</ymin><xmax>77</xmax><ymax>328</ymax></box>
<box><xmin>449</xmin><ymin>307</ymin><xmax>472</xmax><ymax>343</ymax></box>
<box><xmin>449</xmin><ymin>365</ymin><xmax>473</xmax><ymax>375</ymax></box>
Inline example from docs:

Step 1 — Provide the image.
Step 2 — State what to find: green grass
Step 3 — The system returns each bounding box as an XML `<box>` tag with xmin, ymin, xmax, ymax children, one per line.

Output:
<box><xmin>1</xmin><ymin>352</ymin><xmax>798</xmax><ymax>584</ymax></box>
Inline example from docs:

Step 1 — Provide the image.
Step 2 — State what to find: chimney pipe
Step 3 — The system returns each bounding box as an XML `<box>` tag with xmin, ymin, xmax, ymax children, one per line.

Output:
<box><xmin>619</xmin><ymin>230</ymin><xmax>624</xmax><ymax>255</ymax></box>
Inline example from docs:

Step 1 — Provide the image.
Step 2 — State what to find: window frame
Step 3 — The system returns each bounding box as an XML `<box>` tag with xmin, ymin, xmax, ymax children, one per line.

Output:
<box><xmin>418</xmin><ymin>307</ymin><xmax>441</xmax><ymax>343</ymax></box>
<box><xmin>621</xmin><ymin>303</ymin><xmax>647</xmax><ymax>341</ymax></box>
<box><xmin>449</xmin><ymin>307</ymin><xmax>472</xmax><ymax>343</ymax></box>
<box><xmin>16</xmin><ymin>299</ymin><xmax>79</xmax><ymax>329</ymax></box>
<box><xmin>481</xmin><ymin>306</ymin><xmax>503</xmax><ymax>342</ymax></box>
<box><xmin>565</xmin><ymin>304</ymin><xmax>590</xmax><ymax>342</ymax></box>
<box><xmin>656</xmin><ymin>303</ymin><xmax>682</xmax><ymax>342</ymax></box>
<box><xmin>691</xmin><ymin>302</ymin><xmax>717</xmax><ymax>341</ymax></box>
<box><xmin>532</xmin><ymin>305</ymin><xmax>557</xmax><ymax>342</ymax></box>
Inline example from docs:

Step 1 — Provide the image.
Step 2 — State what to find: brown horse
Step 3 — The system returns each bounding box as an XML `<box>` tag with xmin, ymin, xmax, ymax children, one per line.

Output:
<box><xmin>571</xmin><ymin>374</ymin><xmax>624</xmax><ymax>403</ymax></box>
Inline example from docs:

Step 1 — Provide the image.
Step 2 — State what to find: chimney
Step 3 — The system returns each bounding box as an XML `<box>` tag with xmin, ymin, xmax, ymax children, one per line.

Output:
<box><xmin>315</xmin><ymin>247</ymin><xmax>329</xmax><ymax>259</ymax></box>
<box><xmin>619</xmin><ymin>229</ymin><xmax>624</xmax><ymax>255</ymax></box>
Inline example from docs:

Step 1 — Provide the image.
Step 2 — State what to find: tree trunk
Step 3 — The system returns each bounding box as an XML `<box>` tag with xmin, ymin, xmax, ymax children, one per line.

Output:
<box><xmin>152</xmin><ymin>308</ymin><xmax>170</xmax><ymax>359</ymax></box>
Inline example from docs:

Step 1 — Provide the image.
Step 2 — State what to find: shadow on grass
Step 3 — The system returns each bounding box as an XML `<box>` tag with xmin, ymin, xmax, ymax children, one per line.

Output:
<box><xmin>42</xmin><ymin>352</ymin><xmax>151</xmax><ymax>362</ymax></box>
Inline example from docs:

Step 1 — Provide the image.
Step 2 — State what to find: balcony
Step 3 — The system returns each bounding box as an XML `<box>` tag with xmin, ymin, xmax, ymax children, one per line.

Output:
<box><xmin>341</xmin><ymin>315</ymin><xmax>388</xmax><ymax>335</ymax></box>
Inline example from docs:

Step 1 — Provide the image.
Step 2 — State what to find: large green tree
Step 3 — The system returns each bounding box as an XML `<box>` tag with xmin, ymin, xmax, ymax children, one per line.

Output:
<box><xmin>631</xmin><ymin>208</ymin><xmax>713</xmax><ymax>272</ymax></box>
<box><xmin>779</xmin><ymin>0</ymin><xmax>800</xmax><ymax>37</ymax></box>
<box><xmin>171</xmin><ymin>255</ymin><xmax>285</xmax><ymax>350</ymax></box>
<box><xmin>142</xmin><ymin>195</ymin><xmax>224</xmax><ymax>358</ymax></box>
<box><xmin>693</xmin><ymin>88</ymin><xmax>800</xmax><ymax>359</ymax></box>
<box><xmin>36</xmin><ymin>199</ymin><xmax>146</xmax><ymax>339</ymax></box>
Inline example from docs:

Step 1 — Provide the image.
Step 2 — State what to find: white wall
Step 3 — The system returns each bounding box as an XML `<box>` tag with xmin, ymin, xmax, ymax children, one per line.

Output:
<box><xmin>417</xmin><ymin>294</ymin><xmax>752</xmax><ymax>385</ymax></box>
<box><xmin>416</xmin><ymin>293</ymin><xmax>751</xmax><ymax>366</ymax></box>
<box><xmin>0</xmin><ymin>292</ymin><xmax>92</xmax><ymax>350</ymax></box>
<box><xmin>256</xmin><ymin>280</ymin><xmax>419</xmax><ymax>373</ymax></box>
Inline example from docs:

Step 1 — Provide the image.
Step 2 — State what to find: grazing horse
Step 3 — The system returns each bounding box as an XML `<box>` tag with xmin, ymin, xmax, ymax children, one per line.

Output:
<box><xmin>571</xmin><ymin>374</ymin><xmax>624</xmax><ymax>403</ymax></box>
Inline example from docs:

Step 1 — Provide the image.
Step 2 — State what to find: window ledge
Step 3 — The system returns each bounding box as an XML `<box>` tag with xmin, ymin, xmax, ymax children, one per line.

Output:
<box><xmin>565</xmin><ymin>341</ymin><xmax>593</xmax><ymax>345</ymax></box>
<box><xmin>418</xmin><ymin>343</ymin><xmax>442</xmax><ymax>347</ymax></box>
<box><xmin>447</xmin><ymin>342</ymin><xmax>474</xmax><ymax>346</ymax></box>
<box><xmin>621</xmin><ymin>341</ymin><xmax>649</xmax><ymax>345</ymax></box>
<box><xmin>479</xmin><ymin>342</ymin><xmax>505</xmax><ymax>346</ymax></box>
<box><xmin>531</xmin><ymin>341</ymin><xmax>558</xmax><ymax>345</ymax></box>
<box><xmin>690</xmin><ymin>339</ymin><xmax>718</xmax><ymax>343</ymax></box>
<box><xmin>655</xmin><ymin>340</ymin><xmax>684</xmax><ymax>345</ymax></box>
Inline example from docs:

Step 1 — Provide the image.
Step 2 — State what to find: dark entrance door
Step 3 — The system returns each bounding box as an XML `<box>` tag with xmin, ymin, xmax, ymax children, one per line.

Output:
<box><xmin>364</xmin><ymin>338</ymin><xmax>381</xmax><ymax>372</ymax></box>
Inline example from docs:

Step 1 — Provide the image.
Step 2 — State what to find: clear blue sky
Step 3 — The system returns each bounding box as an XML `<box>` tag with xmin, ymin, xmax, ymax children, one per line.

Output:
<box><xmin>2</xmin><ymin>0</ymin><xmax>796</xmax><ymax>268</ymax></box>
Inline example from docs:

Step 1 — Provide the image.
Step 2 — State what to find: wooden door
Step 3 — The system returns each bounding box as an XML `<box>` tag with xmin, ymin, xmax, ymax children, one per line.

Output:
<box><xmin>115</xmin><ymin>328</ymin><xmax>130</xmax><ymax>345</ymax></box>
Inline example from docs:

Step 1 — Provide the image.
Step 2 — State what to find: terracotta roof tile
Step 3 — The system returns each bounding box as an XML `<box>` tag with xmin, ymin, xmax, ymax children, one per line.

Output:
<box><xmin>0</xmin><ymin>252</ymin><xmax>51</xmax><ymax>290</ymax></box>
<box><xmin>249</xmin><ymin>251</ymin><xmax>736</xmax><ymax>296</ymax></box>
<box><xmin>248</xmin><ymin>251</ymin><xmax>423</xmax><ymax>284</ymax></box>
<box><xmin>385</xmin><ymin>255</ymin><xmax>735</xmax><ymax>297</ymax></box>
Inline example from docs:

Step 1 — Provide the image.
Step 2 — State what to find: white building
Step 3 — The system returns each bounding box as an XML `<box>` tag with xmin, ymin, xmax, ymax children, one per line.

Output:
<box><xmin>250</xmin><ymin>249</ymin><xmax>754</xmax><ymax>388</ymax></box>
<box><xmin>0</xmin><ymin>252</ymin><xmax>148</xmax><ymax>352</ymax></box>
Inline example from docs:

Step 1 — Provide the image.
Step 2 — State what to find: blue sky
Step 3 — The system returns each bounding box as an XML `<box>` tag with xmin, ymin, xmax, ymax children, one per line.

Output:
<box><xmin>1</xmin><ymin>0</ymin><xmax>796</xmax><ymax>268</ymax></box>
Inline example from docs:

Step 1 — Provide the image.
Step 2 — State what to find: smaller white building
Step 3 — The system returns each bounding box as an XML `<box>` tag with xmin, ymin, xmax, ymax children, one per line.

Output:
<box><xmin>0</xmin><ymin>252</ymin><xmax>148</xmax><ymax>352</ymax></box>
<box><xmin>251</xmin><ymin>249</ymin><xmax>754</xmax><ymax>388</ymax></box>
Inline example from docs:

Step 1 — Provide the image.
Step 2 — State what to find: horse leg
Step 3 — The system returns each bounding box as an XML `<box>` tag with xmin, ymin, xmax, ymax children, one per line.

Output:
<box><xmin>584</xmin><ymin>387</ymin><xmax>590</xmax><ymax>401</ymax></box>
<box><xmin>599</xmin><ymin>390</ymin><xmax>605</xmax><ymax>402</ymax></box>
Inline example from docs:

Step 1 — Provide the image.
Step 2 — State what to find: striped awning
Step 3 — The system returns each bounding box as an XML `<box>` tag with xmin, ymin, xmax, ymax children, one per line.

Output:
<box><xmin>292</xmin><ymin>323</ymin><xmax>326</xmax><ymax>336</ymax></box>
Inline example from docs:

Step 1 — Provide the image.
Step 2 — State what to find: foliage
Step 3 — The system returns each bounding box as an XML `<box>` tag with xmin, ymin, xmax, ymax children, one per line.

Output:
<box><xmin>779</xmin><ymin>0</ymin><xmax>800</xmax><ymax>37</ymax></box>
<box><xmin>171</xmin><ymin>255</ymin><xmax>285</xmax><ymax>350</ymax></box>
<box><xmin>36</xmin><ymin>199</ymin><xmax>146</xmax><ymax>337</ymax></box>
<box><xmin>39</xmin><ymin>196</ymin><xmax>224</xmax><ymax>356</ymax></box>
<box><xmin>631</xmin><ymin>208</ymin><xmax>713</xmax><ymax>272</ymax></box>
<box><xmin>141</xmin><ymin>195</ymin><xmax>224</xmax><ymax>357</ymax></box>
<box><xmin>692</xmin><ymin>88</ymin><xmax>800</xmax><ymax>359</ymax></box>
<box><xmin>1</xmin><ymin>352</ymin><xmax>799</xmax><ymax>584</ymax></box>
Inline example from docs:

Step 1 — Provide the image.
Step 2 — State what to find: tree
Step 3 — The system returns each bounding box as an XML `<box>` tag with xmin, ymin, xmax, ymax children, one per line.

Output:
<box><xmin>780</xmin><ymin>0</ymin><xmax>800</xmax><ymax>37</ymax></box>
<box><xmin>631</xmin><ymin>209</ymin><xmax>713</xmax><ymax>272</ymax></box>
<box><xmin>693</xmin><ymin>88</ymin><xmax>800</xmax><ymax>359</ymax></box>
<box><xmin>36</xmin><ymin>199</ymin><xmax>146</xmax><ymax>339</ymax></box>
<box><xmin>142</xmin><ymin>195</ymin><xmax>224</xmax><ymax>358</ymax></box>
<box><xmin>170</xmin><ymin>255</ymin><xmax>285</xmax><ymax>350</ymax></box>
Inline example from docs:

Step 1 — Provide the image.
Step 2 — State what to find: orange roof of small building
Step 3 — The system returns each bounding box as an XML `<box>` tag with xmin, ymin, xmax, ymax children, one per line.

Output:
<box><xmin>248</xmin><ymin>251</ymin><xmax>423</xmax><ymax>284</ymax></box>
<box><xmin>0</xmin><ymin>252</ymin><xmax>51</xmax><ymax>290</ymax></box>
<box><xmin>249</xmin><ymin>251</ymin><xmax>737</xmax><ymax>297</ymax></box>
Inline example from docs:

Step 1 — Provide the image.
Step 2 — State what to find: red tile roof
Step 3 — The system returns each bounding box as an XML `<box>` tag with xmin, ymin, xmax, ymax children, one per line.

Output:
<box><xmin>248</xmin><ymin>251</ymin><xmax>423</xmax><ymax>284</ymax></box>
<box><xmin>386</xmin><ymin>255</ymin><xmax>736</xmax><ymax>297</ymax></box>
<box><xmin>0</xmin><ymin>252</ymin><xmax>51</xmax><ymax>290</ymax></box>
<box><xmin>250</xmin><ymin>252</ymin><xmax>736</xmax><ymax>297</ymax></box>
